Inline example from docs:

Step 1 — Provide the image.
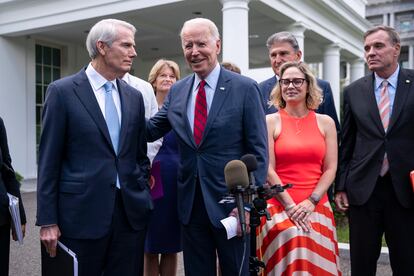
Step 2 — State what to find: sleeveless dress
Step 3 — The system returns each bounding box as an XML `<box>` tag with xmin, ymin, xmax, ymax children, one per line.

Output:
<box><xmin>145</xmin><ymin>130</ymin><xmax>182</xmax><ymax>253</ymax></box>
<box><xmin>257</xmin><ymin>109</ymin><xmax>341</xmax><ymax>276</ymax></box>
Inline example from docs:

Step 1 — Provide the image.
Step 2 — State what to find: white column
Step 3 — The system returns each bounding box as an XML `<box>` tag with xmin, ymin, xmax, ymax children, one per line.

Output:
<box><xmin>383</xmin><ymin>14</ymin><xmax>388</xmax><ymax>26</ymax></box>
<box><xmin>323</xmin><ymin>43</ymin><xmax>341</xmax><ymax>119</ymax></box>
<box><xmin>390</xmin><ymin>13</ymin><xmax>395</xmax><ymax>28</ymax></box>
<box><xmin>409</xmin><ymin>45</ymin><xmax>414</xmax><ymax>69</ymax></box>
<box><xmin>287</xmin><ymin>22</ymin><xmax>306</xmax><ymax>59</ymax></box>
<box><xmin>220</xmin><ymin>0</ymin><xmax>250</xmax><ymax>74</ymax></box>
<box><xmin>350</xmin><ymin>58</ymin><xmax>365</xmax><ymax>82</ymax></box>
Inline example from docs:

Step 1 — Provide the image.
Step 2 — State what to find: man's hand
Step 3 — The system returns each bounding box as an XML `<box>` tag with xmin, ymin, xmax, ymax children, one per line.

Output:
<box><xmin>149</xmin><ymin>175</ymin><xmax>155</xmax><ymax>190</ymax></box>
<box><xmin>40</xmin><ymin>225</ymin><xmax>61</xmax><ymax>257</ymax></box>
<box><xmin>229</xmin><ymin>208</ymin><xmax>250</xmax><ymax>237</ymax></box>
<box><xmin>11</xmin><ymin>224</ymin><xmax>26</xmax><ymax>241</ymax></box>
<box><xmin>334</xmin><ymin>192</ymin><xmax>349</xmax><ymax>212</ymax></box>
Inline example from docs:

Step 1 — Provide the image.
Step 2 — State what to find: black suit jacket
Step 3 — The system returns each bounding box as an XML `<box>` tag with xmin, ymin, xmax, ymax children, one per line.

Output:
<box><xmin>0</xmin><ymin>117</ymin><xmax>26</xmax><ymax>226</ymax></box>
<box><xmin>258</xmin><ymin>75</ymin><xmax>341</xmax><ymax>132</ymax></box>
<box><xmin>36</xmin><ymin>69</ymin><xmax>153</xmax><ymax>239</ymax></box>
<box><xmin>337</xmin><ymin>68</ymin><xmax>414</xmax><ymax>208</ymax></box>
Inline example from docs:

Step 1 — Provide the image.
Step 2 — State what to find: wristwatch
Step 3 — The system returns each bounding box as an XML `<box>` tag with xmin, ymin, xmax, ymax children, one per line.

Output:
<box><xmin>308</xmin><ymin>193</ymin><xmax>321</xmax><ymax>205</ymax></box>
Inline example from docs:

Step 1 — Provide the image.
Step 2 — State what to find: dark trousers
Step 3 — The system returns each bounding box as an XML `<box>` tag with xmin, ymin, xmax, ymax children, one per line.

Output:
<box><xmin>0</xmin><ymin>223</ymin><xmax>10</xmax><ymax>276</ymax></box>
<box><xmin>59</xmin><ymin>190</ymin><xmax>147</xmax><ymax>276</ymax></box>
<box><xmin>349</xmin><ymin>173</ymin><xmax>414</xmax><ymax>276</ymax></box>
<box><xmin>182</xmin><ymin>182</ymin><xmax>249</xmax><ymax>276</ymax></box>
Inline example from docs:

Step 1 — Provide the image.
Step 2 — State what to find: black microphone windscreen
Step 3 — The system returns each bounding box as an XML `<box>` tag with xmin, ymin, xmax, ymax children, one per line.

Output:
<box><xmin>224</xmin><ymin>160</ymin><xmax>249</xmax><ymax>191</ymax></box>
<box><xmin>240</xmin><ymin>154</ymin><xmax>258</xmax><ymax>172</ymax></box>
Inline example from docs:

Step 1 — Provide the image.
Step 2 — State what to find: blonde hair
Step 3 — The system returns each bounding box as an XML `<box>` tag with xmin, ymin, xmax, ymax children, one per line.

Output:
<box><xmin>269</xmin><ymin>61</ymin><xmax>322</xmax><ymax>110</ymax></box>
<box><xmin>148</xmin><ymin>59</ymin><xmax>181</xmax><ymax>92</ymax></box>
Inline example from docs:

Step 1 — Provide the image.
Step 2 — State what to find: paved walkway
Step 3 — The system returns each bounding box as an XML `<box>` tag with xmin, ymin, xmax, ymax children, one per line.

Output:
<box><xmin>10</xmin><ymin>191</ymin><xmax>392</xmax><ymax>275</ymax></box>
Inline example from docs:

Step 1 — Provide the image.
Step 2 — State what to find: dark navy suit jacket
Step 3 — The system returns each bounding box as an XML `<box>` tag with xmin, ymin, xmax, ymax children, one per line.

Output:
<box><xmin>337</xmin><ymin>69</ymin><xmax>414</xmax><ymax>208</ymax></box>
<box><xmin>258</xmin><ymin>75</ymin><xmax>341</xmax><ymax>132</ymax></box>
<box><xmin>36</xmin><ymin>69</ymin><xmax>153</xmax><ymax>239</ymax></box>
<box><xmin>147</xmin><ymin>67</ymin><xmax>268</xmax><ymax>227</ymax></box>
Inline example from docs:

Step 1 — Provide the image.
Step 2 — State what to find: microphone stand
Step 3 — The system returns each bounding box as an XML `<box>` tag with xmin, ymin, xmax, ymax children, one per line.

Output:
<box><xmin>248</xmin><ymin>184</ymin><xmax>292</xmax><ymax>276</ymax></box>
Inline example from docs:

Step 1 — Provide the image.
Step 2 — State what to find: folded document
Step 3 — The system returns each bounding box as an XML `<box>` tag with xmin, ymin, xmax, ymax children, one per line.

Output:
<box><xmin>7</xmin><ymin>193</ymin><xmax>23</xmax><ymax>245</ymax></box>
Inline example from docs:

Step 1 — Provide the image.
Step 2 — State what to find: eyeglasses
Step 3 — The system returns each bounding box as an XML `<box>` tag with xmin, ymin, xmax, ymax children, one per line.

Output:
<box><xmin>279</xmin><ymin>78</ymin><xmax>307</xmax><ymax>88</ymax></box>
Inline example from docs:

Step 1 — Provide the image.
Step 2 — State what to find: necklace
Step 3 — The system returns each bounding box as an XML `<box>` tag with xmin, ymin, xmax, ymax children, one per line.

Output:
<box><xmin>284</xmin><ymin>109</ymin><xmax>309</xmax><ymax>135</ymax></box>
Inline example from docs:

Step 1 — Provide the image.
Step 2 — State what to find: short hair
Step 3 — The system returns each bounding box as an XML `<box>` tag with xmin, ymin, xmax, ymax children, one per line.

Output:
<box><xmin>364</xmin><ymin>25</ymin><xmax>400</xmax><ymax>45</ymax></box>
<box><xmin>180</xmin><ymin>18</ymin><xmax>220</xmax><ymax>46</ymax></box>
<box><xmin>269</xmin><ymin>61</ymin><xmax>322</xmax><ymax>110</ymax></box>
<box><xmin>221</xmin><ymin>61</ymin><xmax>241</xmax><ymax>74</ymax></box>
<box><xmin>86</xmin><ymin>19</ymin><xmax>136</xmax><ymax>59</ymax></box>
<box><xmin>148</xmin><ymin>59</ymin><xmax>181</xmax><ymax>91</ymax></box>
<box><xmin>266</xmin><ymin>31</ymin><xmax>300</xmax><ymax>52</ymax></box>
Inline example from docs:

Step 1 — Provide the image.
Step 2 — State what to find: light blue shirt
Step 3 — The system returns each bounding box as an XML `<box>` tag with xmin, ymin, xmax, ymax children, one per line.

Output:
<box><xmin>187</xmin><ymin>63</ymin><xmax>221</xmax><ymax>133</ymax></box>
<box><xmin>374</xmin><ymin>65</ymin><xmax>399</xmax><ymax>116</ymax></box>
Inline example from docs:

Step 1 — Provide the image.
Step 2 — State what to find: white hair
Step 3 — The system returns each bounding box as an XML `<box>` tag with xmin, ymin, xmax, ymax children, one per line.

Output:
<box><xmin>86</xmin><ymin>19</ymin><xmax>136</xmax><ymax>59</ymax></box>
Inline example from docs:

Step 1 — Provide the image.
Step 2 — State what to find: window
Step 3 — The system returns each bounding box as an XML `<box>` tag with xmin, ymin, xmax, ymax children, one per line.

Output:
<box><xmin>35</xmin><ymin>44</ymin><xmax>61</xmax><ymax>155</ymax></box>
<box><xmin>396</xmin><ymin>12</ymin><xmax>414</xmax><ymax>33</ymax></box>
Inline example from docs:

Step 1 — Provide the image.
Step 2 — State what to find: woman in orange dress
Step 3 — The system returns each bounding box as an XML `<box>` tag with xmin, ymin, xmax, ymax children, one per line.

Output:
<box><xmin>257</xmin><ymin>61</ymin><xmax>341</xmax><ymax>275</ymax></box>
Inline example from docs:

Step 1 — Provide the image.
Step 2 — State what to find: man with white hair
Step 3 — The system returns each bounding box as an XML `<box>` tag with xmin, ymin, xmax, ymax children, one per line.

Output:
<box><xmin>37</xmin><ymin>19</ymin><xmax>152</xmax><ymax>276</ymax></box>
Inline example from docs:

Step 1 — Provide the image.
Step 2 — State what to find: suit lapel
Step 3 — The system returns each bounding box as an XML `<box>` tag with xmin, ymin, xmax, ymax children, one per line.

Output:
<box><xmin>117</xmin><ymin>79</ymin><xmax>130</xmax><ymax>154</ymax></box>
<box><xmin>200</xmin><ymin>70</ymin><xmax>231</xmax><ymax>146</ymax></box>
<box><xmin>363</xmin><ymin>74</ymin><xmax>385</xmax><ymax>133</ymax></box>
<box><xmin>388</xmin><ymin>69</ymin><xmax>412</xmax><ymax>133</ymax></box>
<box><xmin>72</xmin><ymin>70</ymin><xmax>113</xmax><ymax>150</ymax></box>
<box><xmin>179</xmin><ymin>76</ymin><xmax>198</xmax><ymax>148</ymax></box>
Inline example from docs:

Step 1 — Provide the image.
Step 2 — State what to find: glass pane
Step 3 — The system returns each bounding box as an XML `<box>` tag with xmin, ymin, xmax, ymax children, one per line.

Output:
<box><xmin>53</xmin><ymin>68</ymin><xmax>60</xmax><ymax>81</ymax></box>
<box><xmin>43</xmin><ymin>86</ymin><xmax>48</xmax><ymax>100</ymax></box>
<box><xmin>36</xmin><ymin>65</ymin><xmax>42</xmax><ymax>84</ymax></box>
<box><xmin>52</xmin><ymin>48</ymin><xmax>61</xmax><ymax>67</ymax></box>
<box><xmin>36</xmin><ymin>106</ymin><xmax>42</xmax><ymax>124</ymax></box>
<box><xmin>43</xmin><ymin>47</ymin><xmax>51</xmax><ymax>65</ymax></box>
<box><xmin>36</xmin><ymin>85</ymin><xmax>42</xmax><ymax>104</ymax></box>
<box><xmin>36</xmin><ymin>45</ymin><xmax>42</xmax><ymax>64</ymax></box>
<box><xmin>36</xmin><ymin>124</ymin><xmax>42</xmax><ymax>144</ymax></box>
<box><xmin>44</xmin><ymin>66</ymin><xmax>51</xmax><ymax>84</ymax></box>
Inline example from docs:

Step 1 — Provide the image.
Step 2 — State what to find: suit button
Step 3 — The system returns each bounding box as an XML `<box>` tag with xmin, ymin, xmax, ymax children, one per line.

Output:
<box><xmin>110</xmin><ymin>183</ymin><xmax>116</xmax><ymax>188</ymax></box>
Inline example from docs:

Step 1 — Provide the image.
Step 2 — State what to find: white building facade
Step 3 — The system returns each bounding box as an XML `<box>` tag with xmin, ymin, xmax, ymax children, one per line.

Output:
<box><xmin>0</xmin><ymin>0</ymin><xmax>371</xmax><ymax>183</ymax></box>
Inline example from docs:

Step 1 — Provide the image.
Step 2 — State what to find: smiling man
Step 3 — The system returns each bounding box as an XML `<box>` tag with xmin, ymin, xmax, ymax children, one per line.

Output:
<box><xmin>36</xmin><ymin>19</ymin><xmax>153</xmax><ymax>276</ymax></box>
<box><xmin>335</xmin><ymin>25</ymin><xmax>414</xmax><ymax>275</ymax></box>
<box><xmin>146</xmin><ymin>18</ymin><xmax>267</xmax><ymax>275</ymax></box>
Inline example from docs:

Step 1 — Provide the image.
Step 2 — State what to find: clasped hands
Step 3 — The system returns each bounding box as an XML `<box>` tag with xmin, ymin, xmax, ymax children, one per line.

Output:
<box><xmin>285</xmin><ymin>199</ymin><xmax>315</xmax><ymax>232</ymax></box>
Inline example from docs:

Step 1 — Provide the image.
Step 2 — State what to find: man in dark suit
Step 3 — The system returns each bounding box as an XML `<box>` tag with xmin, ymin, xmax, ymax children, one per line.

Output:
<box><xmin>36</xmin><ymin>19</ymin><xmax>152</xmax><ymax>276</ymax></box>
<box><xmin>259</xmin><ymin>32</ymin><xmax>340</xmax><ymax>131</ymax></box>
<box><xmin>147</xmin><ymin>18</ymin><xmax>267</xmax><ymax>275</ymax></box>
<box><xmin>335</xmin><ymin>25</ymin><xmax>414</xmax><ymax>275</ymax></box>
<box><xmin>0</xmin><ymin>117</ymin><xmax>26</xmax><ymax>276</ymax></box>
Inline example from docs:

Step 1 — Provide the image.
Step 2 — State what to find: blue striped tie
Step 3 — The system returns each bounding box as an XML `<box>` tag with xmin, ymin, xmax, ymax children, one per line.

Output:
<box><xmin>103</xmin><ymin>82</ymin><xmax>120</xmax><ymax>154</ymax></box>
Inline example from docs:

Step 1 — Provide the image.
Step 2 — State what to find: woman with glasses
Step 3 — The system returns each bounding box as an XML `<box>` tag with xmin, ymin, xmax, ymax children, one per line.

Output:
<box><xmin>257</xmin><ymin>61</ymin><xmax>341</xmax><ymax>275</ymax></box>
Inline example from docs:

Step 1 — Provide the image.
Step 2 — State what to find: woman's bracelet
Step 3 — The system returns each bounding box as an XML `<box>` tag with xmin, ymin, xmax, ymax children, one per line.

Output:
<box><xmin>284</xmin><ymin>203</ymin><xmax>296</xmax><ymax>211</ymax></box>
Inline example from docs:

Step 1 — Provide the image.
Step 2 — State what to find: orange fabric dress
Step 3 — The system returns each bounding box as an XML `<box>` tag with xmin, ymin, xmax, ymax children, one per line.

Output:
<box><xmin>257</xmin><ymin>109</ymin><xmax>341</xmax><ymax>276</ymax></box>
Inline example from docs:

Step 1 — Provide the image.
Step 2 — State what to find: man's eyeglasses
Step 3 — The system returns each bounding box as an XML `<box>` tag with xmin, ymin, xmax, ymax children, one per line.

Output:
<box><xmin>279</xmin><ymin>78</ymin><xmax>307</xmax><ymax>88</ymax></box>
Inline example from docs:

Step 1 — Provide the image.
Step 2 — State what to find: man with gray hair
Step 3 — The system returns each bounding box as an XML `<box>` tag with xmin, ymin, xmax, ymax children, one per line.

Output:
<box><xmin>259</xmin><ymin>32</ymin><xmax>340</xmax><ymax>131</ymax></box>
<box><xmin>37</xmin><ymin>19</ymin><xmax>152</xmax><ymax>275</ymax></box>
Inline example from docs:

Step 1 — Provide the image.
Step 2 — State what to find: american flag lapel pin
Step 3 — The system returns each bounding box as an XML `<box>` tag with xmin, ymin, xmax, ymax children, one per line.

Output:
<box><xmin>219</xmin><ymin>86</ymin><xmax>225</xmax><ymax>91</ymax></box>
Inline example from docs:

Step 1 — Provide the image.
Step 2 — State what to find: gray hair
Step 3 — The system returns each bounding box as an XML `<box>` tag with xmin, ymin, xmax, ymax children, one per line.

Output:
<box><xmin>86</xmin><ymin>19</ymin><xmax>136</xmax><ymax>59</ymax></box>
<box><xmin>180</xmin><ymin>18</ymin><xmax>220</xmax><ymax>45</ymax></box>
<box><xmin>364</xmin><ymin>25</ymin><xmax>400</xmax><ymax>45</ymax></box>
<box><xmin>266</xmin><ymin>31</ymin><xmax>300</xmax><ymax>52</ymax></box>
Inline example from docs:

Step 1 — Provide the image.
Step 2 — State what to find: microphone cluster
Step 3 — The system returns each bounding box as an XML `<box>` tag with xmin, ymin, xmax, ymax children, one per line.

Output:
<box><xmin>222</xmin><ymin>154</ymin><xmax>292</xmax><ymax>237</ymax></box>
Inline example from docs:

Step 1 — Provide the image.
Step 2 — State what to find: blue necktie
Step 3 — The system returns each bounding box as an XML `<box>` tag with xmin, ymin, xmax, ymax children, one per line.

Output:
<box><xmin>104</xmin><ymin>82</ymin><xmax>121</xmax><ymax>189</ymax></box>
<box><xmin>103</xmin><ymin>82</ymin><xmax>120</xmax><ymax>154</ymax></box>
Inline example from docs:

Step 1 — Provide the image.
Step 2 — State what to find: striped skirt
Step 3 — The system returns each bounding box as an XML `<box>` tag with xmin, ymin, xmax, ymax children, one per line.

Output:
<box><xmin>256</xmin><ymin>201</ymin><xmax>341</xmax><ymax>276</ymax></box>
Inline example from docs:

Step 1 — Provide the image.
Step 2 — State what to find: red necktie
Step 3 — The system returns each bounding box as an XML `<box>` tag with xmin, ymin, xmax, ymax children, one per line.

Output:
<box><xmin>194</xmin><ymin>80</ymin><xmax>207</xmax><ymax>145</ymax></box>
<box><xmin>378</xmin><ymin>80</ymin><xmax>390</xmax><ymax>176</ymax></box>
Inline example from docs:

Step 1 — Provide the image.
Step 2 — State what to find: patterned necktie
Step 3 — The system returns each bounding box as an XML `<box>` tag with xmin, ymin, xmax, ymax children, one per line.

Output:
<box><xmin>194</xmin><ymin>80</ymin><xmax>207</xmax><ymax>145</ymax></box>
<box><xmin>103</xmin><ymin>81</ymin><xmax>120</xmax><ymax>154</ymax></box>
<box><xmin>378</xmin><ymin>80</ymin><xmax>390</xmax><ymax>176</ymax></box>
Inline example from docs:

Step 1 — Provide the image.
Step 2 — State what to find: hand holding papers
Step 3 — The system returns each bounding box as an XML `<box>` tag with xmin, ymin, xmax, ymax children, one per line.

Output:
<box><xmin>7</xmin><ymin>193</ymin><xmax>23</xmax><ymax>245</ymax></box>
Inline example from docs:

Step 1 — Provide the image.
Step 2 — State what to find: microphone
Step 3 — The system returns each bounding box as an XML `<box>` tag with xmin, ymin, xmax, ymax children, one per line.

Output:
<box><xmin>240</xmin><ymin>154</ymin><xmax>258</xmax><ymax>187</ymax></box>
<box><xmin>224</xmin><ymin>160</ymin><xmax>249</xmax><ymax>237</ymax></box>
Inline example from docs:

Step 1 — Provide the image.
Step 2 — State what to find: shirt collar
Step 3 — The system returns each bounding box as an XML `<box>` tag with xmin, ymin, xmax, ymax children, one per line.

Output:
<box><xmin>193</xmin><ymin>63</ymin><xmax>221</xmax><ymax>90</ymax></box>
<box><xmin>85</xmin><ymin>63</ymin><xmax>118</xmax><ymax>91</ymax></box>
<box><xmin>374</xmin><ymin>65</ymin><xmax>399</xmax><ymax>90</ymax></box>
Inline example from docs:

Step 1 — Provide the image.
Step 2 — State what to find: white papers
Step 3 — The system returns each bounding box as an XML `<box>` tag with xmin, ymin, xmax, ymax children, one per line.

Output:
<box><xmin>7</xmin><ymin>193</ymin><xmax>23</xmax><ymax>245</ymax></box>
<box><xmin>220</xmin><ymin>216</ymin><xmax>238</xmax><ymax>240</ymax></box>
<box><xmin>57</xmin><ymin>241</ymin><xmax>78</xmax><ymax>276</ymax></box>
